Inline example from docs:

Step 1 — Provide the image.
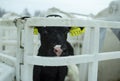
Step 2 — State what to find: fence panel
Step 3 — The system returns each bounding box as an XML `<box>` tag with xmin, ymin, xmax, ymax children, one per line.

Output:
<box><xmin>23</xmin><ymin>17</ymin><xmax>120</xmax><ymax>81</ymax></box>
<box><xmin>0</xmin><ymin>17</ymin><xmax>120</xmax><ymax>81</ymax></box>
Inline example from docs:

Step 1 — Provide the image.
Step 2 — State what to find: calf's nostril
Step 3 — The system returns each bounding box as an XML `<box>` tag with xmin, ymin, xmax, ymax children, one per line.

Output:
<box><xmin>53</xmin><ymin>45</ymin><xmax>63</xmax><ymax>56</ymax></box>
<box><xmin>54</xmin><ymin>49</ymin><xmax>58</xmax><ymax>52</ymax></box>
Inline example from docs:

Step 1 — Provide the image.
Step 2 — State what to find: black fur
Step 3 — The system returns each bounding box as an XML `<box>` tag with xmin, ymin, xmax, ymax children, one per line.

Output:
<box><xmin>33</xmin><ymin>27</ymin><xmax>74</xmax><ymax>81</ymax></box>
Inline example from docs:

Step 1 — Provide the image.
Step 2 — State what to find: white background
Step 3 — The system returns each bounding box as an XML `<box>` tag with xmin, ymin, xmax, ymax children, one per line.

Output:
<box><xmin>0</xmin><ymin>0</ymin><xmax>114</xmax><ymax>15</ymax></box>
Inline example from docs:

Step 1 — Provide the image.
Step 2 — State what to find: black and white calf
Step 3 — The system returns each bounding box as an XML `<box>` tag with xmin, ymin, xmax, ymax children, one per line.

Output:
<box><xmin>33</xmin><ymin>27</ymin><xmax>79</xmax><ymax>81</ymax></box>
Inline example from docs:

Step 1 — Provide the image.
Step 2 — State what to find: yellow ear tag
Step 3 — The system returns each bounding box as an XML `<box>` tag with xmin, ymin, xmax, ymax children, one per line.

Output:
<box><xmin>70</xmin><ymin>27</ymin><xmax>85</xmax><ymax>36</ymax></box>
<box><xmin>33</xmin><ymin>27</ymin><xmax>39</xmax><ymax>35</ymax></box>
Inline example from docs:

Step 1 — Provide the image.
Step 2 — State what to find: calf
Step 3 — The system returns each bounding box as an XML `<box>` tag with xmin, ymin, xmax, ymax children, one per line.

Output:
<box><xmin>33</xmin><ymin>27</ymin><xmax>75</xmax><ymax>81</ymax></box>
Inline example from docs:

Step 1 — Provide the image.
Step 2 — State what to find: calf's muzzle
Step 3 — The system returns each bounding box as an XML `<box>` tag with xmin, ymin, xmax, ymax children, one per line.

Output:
<box><xmin>53</xmin><ymin>45</ymin><xmax>63</xmax><ymax>56</ymax></box>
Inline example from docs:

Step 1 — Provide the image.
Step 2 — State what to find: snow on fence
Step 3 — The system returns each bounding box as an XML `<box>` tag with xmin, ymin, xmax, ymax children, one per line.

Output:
<box><xmin>0</xmin><ymin>17</ymin><xmax>120</xmax><ymax>81</ymax></box>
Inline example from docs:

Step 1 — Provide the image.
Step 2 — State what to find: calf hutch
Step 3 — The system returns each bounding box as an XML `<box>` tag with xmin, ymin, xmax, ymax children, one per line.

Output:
<box><xmin>0</xmin><ymin>17</ymin><xmax>120</xmax><ymax>81</ymax></box>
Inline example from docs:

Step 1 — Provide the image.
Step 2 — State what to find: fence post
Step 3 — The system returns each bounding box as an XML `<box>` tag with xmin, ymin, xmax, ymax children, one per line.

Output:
<box><xmin>0</xmin><ymin>26</ymin><xmax>3</xmax><ymax>51</ymax></box>
<box><xmin>79</xmin><ymin>27</ymin><xmax>91</xmax><ymax>81</ymax></box>
<box><xmin>88</xmin><ymin>27</ymin><xmax>99</xmax><ymax>81</ymax></box>
<box><xmin>79</xmin><ymin>26</ymin><xmax>100</xmax><ymax>81</ymax></box>
<box><xmin>14</xmin><ymin>18</ymin><xmax>28</xmax><ymax>81</ymax></box>
<box><xmin>22</xmin><ymin>23</ymin><xmax>34</xmax><ymax>81</ymax></box>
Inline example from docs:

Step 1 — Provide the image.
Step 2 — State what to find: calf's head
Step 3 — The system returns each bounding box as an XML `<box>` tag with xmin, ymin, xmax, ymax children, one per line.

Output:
<box><xmin>38</xmin><ymin>27</ymin><xmax>70</xmax><ymax>56</ymax></box>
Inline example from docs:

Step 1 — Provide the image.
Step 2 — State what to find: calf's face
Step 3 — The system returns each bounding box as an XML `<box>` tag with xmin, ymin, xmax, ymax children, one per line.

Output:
<box><xmin>38</xmin><ymin>27</ymin><xmax>70</xmax><ymax>56</ymax></box>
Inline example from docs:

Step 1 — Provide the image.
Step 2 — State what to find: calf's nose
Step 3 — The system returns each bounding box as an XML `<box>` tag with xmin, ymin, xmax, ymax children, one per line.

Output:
<box><xmin>53</xmin><ymin>45</ymin><xmax>63</xmax><ymax>56</ymax></box>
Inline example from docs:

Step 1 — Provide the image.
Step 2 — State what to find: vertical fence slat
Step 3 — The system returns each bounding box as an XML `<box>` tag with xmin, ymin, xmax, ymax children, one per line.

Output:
<box><xmin>79</xmin><ymin>27</ymin><xmax>91</xmax><ymax>81</ymax></box>
<box><xmin>88</xmin><ymin>27</ymin><xmax>99</xmax><ymax>81</ymax></box>
<box><xmin>0</xmin><ymin>26</ymin><xmax>2</xmax><ymax>51</ymax></box>
<box><xmin>16</xmin><ymin>19</ymin><xmax>25</xmax><ymax>81</ymax></box>
<box><xmin>23</xmin><ymin>24</ymin><xmax>34</xmax><ymax>81</ymax></box>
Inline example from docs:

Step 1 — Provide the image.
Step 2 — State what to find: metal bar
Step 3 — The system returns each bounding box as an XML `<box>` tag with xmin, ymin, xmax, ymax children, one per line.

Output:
<box><xmin>0</xmin><ymin>53</ymin><xmax>16</xmax><ymax>65</ymax></box>
<box><xmin>23</xmin><ymin>23</ymin><xmax>34</xmax><ymax>81</ymax></box>
<box><xmin>24</xmin><ymin>51</ymin><xmax>120</xmax><ymax>66</ymax></box>
<box><xmin>26</xmin><ymin>17</ymin><xmax>120</xmax><ymax>28</ymax></box>
<box><xmin>98</xmin><ymin>51</ymin><xmax>120</xmax><ymax>61</ymax></box>
<box><xmin>88</xmin><ymin>27</ymin><xmax>100</xmax><ymax>81</ymax></box>
<box><xmin>25</xmin><ymin>55</ymin><xmax>94</xmax><ymax>66</ymax></box>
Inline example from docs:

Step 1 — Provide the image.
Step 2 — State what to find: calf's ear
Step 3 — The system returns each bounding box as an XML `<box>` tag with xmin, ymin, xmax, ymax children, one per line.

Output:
<box><xmin>37</xmin><ymin>27</ymin><xmax>45</xmax><ymax>34</ymax></box>
<box><xmin>69</xmin><ymin>27</ymin><xmax>85</xmax><ymax>36</ymax></box>
<box><xmin>69</xmin><ymin>27</ymin><xmax>85</xmax><ymax>32</ymax></box>
<box><xmin>33</xmin><ymin>27</ymin><xmax>46</xmax><ymax>35</ymax></box>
